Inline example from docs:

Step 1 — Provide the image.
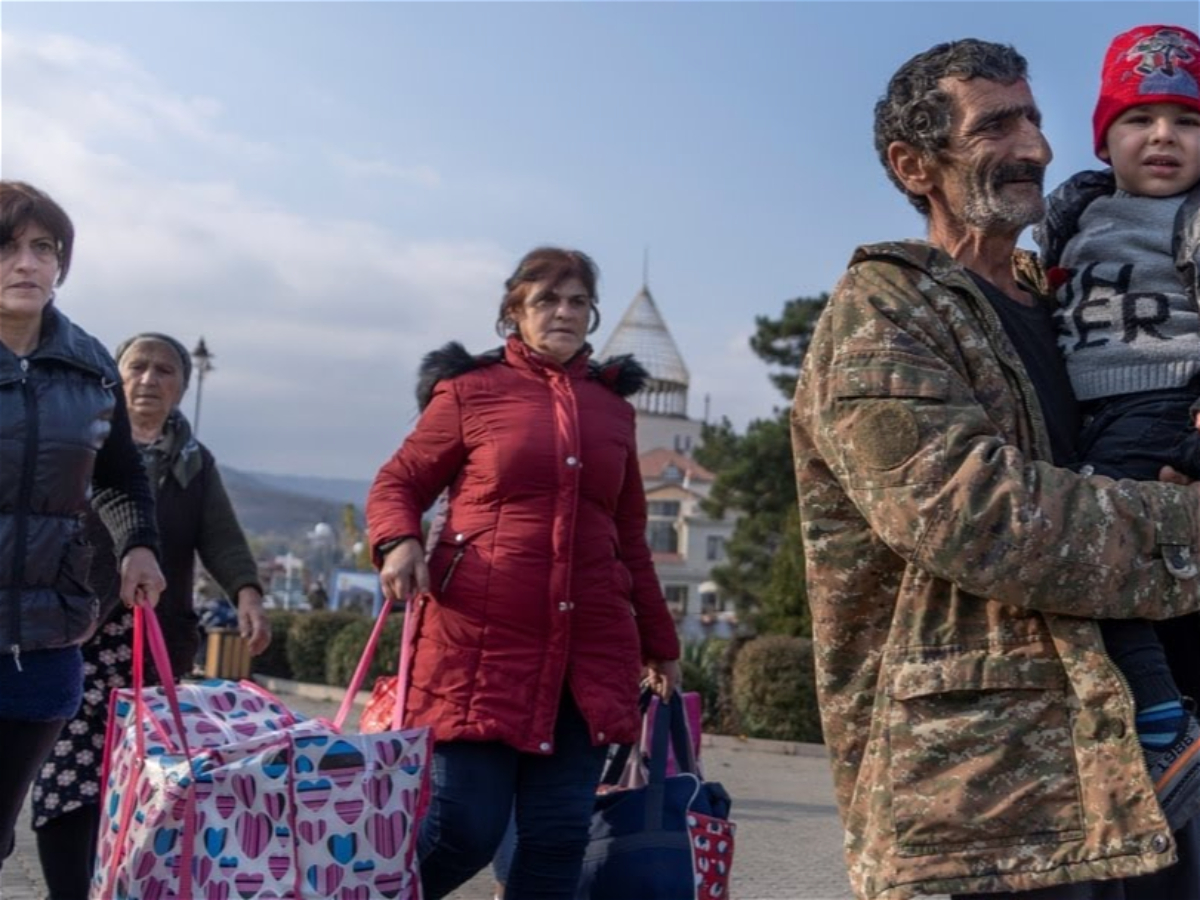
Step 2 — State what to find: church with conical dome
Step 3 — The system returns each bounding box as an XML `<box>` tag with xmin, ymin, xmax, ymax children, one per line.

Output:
<box><xmin>598</xmin><ymin>283</ymin><xmax>705</xmax><ymax>458</ymax></box>
<box><xmin>598</xmin><ymin>278</ymin><xmax>737</xmax><ymax>641</ymax></box>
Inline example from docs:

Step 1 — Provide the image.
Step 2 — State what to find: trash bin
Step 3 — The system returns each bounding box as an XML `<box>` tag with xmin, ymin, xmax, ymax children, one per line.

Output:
<box><xmin>204</xmin><ymin>628</ymin><xmax>252</xmax><ymax>680</ymax></box>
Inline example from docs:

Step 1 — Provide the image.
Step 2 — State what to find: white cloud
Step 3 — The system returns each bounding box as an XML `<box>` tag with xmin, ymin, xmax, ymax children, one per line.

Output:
<box><xmin>2</xmin><ymin>31</ymin><xmax>276</xmax><ymax>162</ymax></box>
<box><xmin>2</xmin><ymin>25</ymin><xmax>785</xmax><ymax>480</ymax></box>
<box><xmin>2</xmin><ymin>28</ymin><xmax>510</xmax><ymax>478</ymax></box>
<box><xmin>328</xmin><ymin>151</ymin><xmax>442</xmax><ymax>189</ymax></box>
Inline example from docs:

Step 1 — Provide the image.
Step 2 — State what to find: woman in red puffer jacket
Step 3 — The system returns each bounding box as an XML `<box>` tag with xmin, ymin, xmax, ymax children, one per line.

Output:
<box><xmin>367</xmin><ymin>246</ymin><xmax>680</xmax><ymax>900</ymax></box>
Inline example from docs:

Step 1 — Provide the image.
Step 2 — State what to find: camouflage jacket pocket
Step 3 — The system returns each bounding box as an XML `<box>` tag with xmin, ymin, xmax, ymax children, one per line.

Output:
<box><xmin>886</xmin><ymin>655</ymin><xmax>1084</xmax><ymax>856</ymax></box>
<box><xmin>832</xmin><ymin>357</ymin><xmax>950</xmax><ymax>489</ymax></box>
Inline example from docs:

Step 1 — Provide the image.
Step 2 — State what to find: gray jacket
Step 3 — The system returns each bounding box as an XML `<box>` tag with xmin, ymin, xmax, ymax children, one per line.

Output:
<box><xmin>0</xmin><ymin>307</ymin><xmax>158</xmax><ymax>661</ymax></box>
<box><xmin>1038</xmin><ymin>169</ymin><xmax>1200</xmax><ymax>419</ymax></box>
<box><xmin>1036</xmin><ymin>168</ymin><xmax>1200</xmax><ymax>300</ymax></box>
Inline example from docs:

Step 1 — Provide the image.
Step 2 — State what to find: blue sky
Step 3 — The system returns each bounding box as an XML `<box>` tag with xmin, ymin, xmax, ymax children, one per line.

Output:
<box><xmin>2</xmin><ymin>0</ymin><xmax>1194</xmax><ymax>478</ymax></box>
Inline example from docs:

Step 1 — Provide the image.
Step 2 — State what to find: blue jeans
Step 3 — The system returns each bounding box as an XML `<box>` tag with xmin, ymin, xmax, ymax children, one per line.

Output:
<box><xmin>492</xmin><ymin>809</ymin><xmax>517</xmax><ymax>887</ymax></box>
<box><xmin>418</xmin><ymin>691</ymin><xmax>608</xmax><ymax>900</ymax></box>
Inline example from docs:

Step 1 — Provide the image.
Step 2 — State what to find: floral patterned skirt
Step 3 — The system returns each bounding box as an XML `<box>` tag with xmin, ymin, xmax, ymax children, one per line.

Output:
<box><xmin>30</xmin><ymin>611</ymin><xmax>136</xmax><ymax>830</ymax></box>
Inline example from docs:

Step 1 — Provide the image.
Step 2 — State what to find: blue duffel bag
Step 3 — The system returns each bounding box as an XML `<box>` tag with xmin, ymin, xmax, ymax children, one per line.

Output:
<box><xmin>576</xmin><ymin>690</ymin><xmax>735</xmax><ymax>900</ymax></box>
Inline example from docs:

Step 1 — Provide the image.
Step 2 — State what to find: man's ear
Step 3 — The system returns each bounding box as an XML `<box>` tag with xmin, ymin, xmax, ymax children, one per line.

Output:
<box><xmin>887</xmin><ymin>141</ymin><xmax>937</xmax><ymax>199</ymax></box>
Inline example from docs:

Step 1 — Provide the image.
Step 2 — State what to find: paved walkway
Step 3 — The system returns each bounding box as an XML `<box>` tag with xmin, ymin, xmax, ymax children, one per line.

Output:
<box><xmin>5</xmin><ymin>679</ymin><xmax>859</xmax><ymax>900</ymax></box>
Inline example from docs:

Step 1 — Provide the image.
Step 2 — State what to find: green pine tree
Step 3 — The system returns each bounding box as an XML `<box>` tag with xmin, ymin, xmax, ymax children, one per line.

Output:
<box><xmin>693</xmin><ymin>293</ymin><xmax>826</xmax><ymax>636</ymax></box>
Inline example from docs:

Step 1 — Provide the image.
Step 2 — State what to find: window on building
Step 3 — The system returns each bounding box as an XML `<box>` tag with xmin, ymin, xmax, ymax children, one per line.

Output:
<box><xmin>647</xmin><ymin>521</ymin><xmax>678</xmax><ymax>553</ymax></box>
<box><xmin>661</xmin><ymin>463</ymin><xmax>684</xmax><ymax>483</ymax></box>
<box><xmin>647</xmin><ymin>500</ymin><xmax>681</xmax><ymax>553</ymax></box>
<box><xmin>665</xmin><ymin>585</ymin><xmax>688</xmax><ymax>617</ymax></box>
<box><xmin>706</xmin><ymin>535</ymin><xmax>725</xmax><ymax>561</ymax></box>
<box><xmin>647</xmin><ymin>500</ymin><xmax>681</xmax><ymax>517</ymax></box>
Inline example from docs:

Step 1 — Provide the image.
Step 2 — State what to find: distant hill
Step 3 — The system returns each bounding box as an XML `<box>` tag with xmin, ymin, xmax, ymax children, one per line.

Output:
<box><xmin>219</xmin><ymin>466</ymin><xmax>351</xmax><ymax>541</ymax></box>
<box><xmin>238</xmin><ymin>470</ymin><xmax>372</xmax><ymax>510</ymax></box>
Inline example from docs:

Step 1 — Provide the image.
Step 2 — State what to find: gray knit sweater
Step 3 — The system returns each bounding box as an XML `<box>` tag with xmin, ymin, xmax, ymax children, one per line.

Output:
<box><xmin>1056</xmin><ymin>191</ymin><xmax>1200</xmax><ymax>401</ymax></box>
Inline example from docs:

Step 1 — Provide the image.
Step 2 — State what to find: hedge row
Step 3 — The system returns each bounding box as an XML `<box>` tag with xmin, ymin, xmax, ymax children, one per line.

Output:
<box><xmin>252</xmin><ymin>613</ymin><xmax>823</xmax><ymax>744</ymax></box>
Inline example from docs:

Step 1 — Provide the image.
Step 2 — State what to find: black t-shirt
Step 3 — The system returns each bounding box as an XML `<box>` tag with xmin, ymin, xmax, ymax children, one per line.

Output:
<box><xmin>969</xmin><ymin>273</ymin><xmax>1081</xmax><ymax>467</ymax></box>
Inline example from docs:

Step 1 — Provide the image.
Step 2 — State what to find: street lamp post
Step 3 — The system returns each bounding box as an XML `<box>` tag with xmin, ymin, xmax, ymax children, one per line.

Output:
<box><xmin>191</xmin><ymin>337</ymin><xmax>215</xmax><ymax>436</ymax></box>
<box><xmin>310</xmin><ymin>521</ymin><xmax>336</xmax><ymax>597</ymax></box>
<box><xmin>281</xmin><ymin>552</ymin><xmax>300</xmax><ymax>609</ymax></box>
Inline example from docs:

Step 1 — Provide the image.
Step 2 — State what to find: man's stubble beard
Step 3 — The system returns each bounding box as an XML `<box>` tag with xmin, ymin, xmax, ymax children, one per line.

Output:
<box><xmin>959</xmin><ymin>162</ymin><xmax>1046</xmax><ymax>233</ymax></box>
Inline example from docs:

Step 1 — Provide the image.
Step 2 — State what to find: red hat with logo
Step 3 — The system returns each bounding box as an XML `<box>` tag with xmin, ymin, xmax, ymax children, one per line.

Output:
<box><xmin>1093</xmin><ymin>24</ymin><xmax>1200</xmax><ymax>158</ymax></box>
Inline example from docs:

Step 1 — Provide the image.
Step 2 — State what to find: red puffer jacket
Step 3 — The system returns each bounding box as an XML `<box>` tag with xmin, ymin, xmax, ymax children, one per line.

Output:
<box><xmin>367</xmin><ymin>336</ymin><xmax>680</xmax><ymax>754</ymax></box>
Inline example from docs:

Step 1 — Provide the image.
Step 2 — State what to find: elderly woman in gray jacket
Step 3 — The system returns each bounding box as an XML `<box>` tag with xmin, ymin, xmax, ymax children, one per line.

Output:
<box><xmin>30</xmin><ymin>330</ymin><xmax>272</xmax><ymax>900</ymax></box>
<box><xmin>0</xmin><ymin>181</ymin><xmax>165</xmax><ymax>884</ymax></box>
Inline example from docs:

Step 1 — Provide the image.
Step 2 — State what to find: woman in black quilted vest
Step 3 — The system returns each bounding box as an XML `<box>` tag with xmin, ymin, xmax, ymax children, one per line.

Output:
<box><xmin>0</xmin><ymin>181</ymin><xmax>164</xmax><ymax>888</ymax></box>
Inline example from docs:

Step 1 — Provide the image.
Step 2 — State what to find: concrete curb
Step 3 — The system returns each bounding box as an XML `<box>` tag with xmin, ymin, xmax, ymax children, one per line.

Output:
<box><xmin>703</xmin><ymin>732</ymin><xmax>829</xmax><ymax>758</ymax></box>
<box><xmin>252</xmin><ymin>673</ymin><xmax>373</xmax><ymax>706</ymax></box>
<box><xmin>252</xmin><ymin>674</ymin><xmax>829</xmax><ymax>758</ymax></box>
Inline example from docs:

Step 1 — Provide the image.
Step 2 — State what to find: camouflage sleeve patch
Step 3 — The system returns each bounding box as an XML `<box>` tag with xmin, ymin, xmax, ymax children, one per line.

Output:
<box><xmin>851</xmin><ymin>400</ymin><xmax>919</xmax><ymax>470</ymax></box>
<box><xmin>831</xmin><ymin>356</ymin><xmax>951</xmax><ymax>489</ymax></box>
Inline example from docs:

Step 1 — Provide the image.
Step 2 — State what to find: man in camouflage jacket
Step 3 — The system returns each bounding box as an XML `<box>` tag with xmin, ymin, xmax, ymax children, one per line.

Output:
<box><xmin>792</xmin><ymin>39</ymin><xmax>1200</xmax><ymax>900</ymax></box>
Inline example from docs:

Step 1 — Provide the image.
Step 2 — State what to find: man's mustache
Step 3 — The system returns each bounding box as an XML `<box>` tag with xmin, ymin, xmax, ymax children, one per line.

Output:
<box><xmin>991</xmin><ymin>162</ymin><xmax>1045</xmax><ymax>190</ymax></box>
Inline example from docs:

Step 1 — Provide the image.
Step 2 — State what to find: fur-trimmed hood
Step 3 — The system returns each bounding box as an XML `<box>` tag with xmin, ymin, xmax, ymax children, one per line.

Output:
<box><xmin>416</xmin><ymin>338</ymin><xmax>648</xmax><ymax>410</ymax></box>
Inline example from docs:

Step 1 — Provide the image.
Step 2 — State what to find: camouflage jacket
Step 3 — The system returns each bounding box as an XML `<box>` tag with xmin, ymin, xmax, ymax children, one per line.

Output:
<box><xmin>791</xmin><ymin>241</ymin><xmax>1200</xmax><ymax>900</ymax></box>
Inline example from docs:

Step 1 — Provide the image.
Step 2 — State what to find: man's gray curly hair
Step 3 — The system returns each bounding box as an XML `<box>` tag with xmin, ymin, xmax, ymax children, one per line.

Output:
<box><xmin>874</xmin><ymin>38</ymin><xmax>1030</xmax><ymax>216</ymax></box>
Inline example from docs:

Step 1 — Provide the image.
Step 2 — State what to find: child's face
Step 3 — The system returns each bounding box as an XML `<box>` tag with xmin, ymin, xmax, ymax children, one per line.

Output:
<box><xmin>1100</xmin><ymin>102</ymin><xmax>1200</xmax><ymax>197</ymax></box>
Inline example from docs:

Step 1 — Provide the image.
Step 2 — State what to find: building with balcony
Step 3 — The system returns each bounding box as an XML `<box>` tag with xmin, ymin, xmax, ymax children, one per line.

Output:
<box><xmin>599</xmin><ymin>280</ymin><xmax>738</xmax><ymax>641</ymax></box>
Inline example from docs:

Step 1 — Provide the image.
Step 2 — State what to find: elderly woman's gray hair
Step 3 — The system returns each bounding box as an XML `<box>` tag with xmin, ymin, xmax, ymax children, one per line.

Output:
<box><xmin>113</xmin><ymin>332</ymin><xmax>193</xmax><ymax>390</ymax></box>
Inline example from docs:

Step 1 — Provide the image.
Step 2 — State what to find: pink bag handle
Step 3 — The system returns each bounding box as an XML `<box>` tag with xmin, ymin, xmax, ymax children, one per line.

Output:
<box><xmin>132</xmin><ymin>605</ymin><xmax>193</xmax><ymax>760</ymax></box>
<box><xmin>104</xmin><ymin>606</ymin><xmax>198</xmax><ymax>900</ymax></box>
<box><xmin>333</xmin><ymin>592</ymin><xmax>422</xmax><ymax>731</ymax></box>
<box><xmin>390</xmin><ymin>596</ymin><xmax>420</xmax><ymax>730</ymax></box>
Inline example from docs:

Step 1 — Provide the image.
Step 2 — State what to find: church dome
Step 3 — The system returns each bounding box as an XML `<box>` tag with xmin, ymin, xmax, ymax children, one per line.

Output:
<box><xmin>599</xmin><ymin>284</ymin><xmax>690</xmax><ymax>418</ymax></box>
<box><xmin>598</xmin><ymin>286</ymin><xmax>689</xmax><ymax>386</ymax></box>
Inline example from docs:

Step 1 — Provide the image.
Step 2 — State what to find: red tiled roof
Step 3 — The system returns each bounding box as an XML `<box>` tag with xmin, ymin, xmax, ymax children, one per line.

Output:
<box><xmin>638</xmin><ymin>447</ymin><xmax>715</xmax><ymax>482</ymax></box>
<box><xmin>651</xmin><ymin>552</ymin><xmax>684</xmax><ymax>563</ymax></box>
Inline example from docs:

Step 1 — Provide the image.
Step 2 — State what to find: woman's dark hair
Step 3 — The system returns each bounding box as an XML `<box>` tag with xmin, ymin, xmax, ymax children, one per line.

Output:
<box><xmin>873</xmin><ymin>39</ymin><xmax>1030</xmax><ymax>216</ymax></box>
<box><xmin>495</xmin><ymin>246</ymin><xmax>601</xmax><ymax>337</ymax></box>
<box><xmin>0</xmin><ymin>181</ymin><xmax>75</xmax><ymax>285</ymax></box>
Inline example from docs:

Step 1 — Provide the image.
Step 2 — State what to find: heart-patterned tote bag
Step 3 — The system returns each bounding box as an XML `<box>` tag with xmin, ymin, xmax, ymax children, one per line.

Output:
<box><xmin>91</xmin><ymin>603</ymin><xmax>429</xmax><ymax>900</ymax></box>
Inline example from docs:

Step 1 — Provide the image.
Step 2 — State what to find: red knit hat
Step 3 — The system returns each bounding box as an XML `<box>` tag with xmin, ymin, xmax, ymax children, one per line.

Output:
<box><xmin>1093</xmin><ymin>24</ymin><xmax>1200</xmax><ymax>158</ymax></box>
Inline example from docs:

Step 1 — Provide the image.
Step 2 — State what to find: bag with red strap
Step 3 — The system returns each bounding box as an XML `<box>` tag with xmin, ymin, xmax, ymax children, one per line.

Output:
<box><xmin>577</xmin><ymin>690</ymin><xmax>735</xmax><ymax>900</ymax></box>
<box><xmin>91</xmin><ymin>599</ymin><xmax>429</xmax><ymax>900</ymax></box>
<box><xmin>361</xmin><ymin>673</ymin><xmax>402</xmax><ymax>735</ymax></box>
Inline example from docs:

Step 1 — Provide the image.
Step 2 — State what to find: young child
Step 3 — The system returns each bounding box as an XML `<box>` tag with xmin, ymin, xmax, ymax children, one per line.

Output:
<box><xmin>1037</xmin><ymin>23</ymin><xmax>1200</xmax><ymax>831</ymax></box>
